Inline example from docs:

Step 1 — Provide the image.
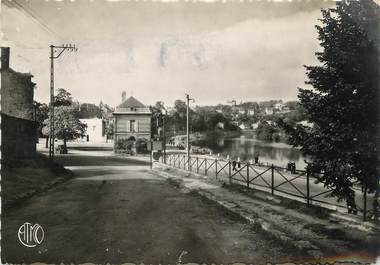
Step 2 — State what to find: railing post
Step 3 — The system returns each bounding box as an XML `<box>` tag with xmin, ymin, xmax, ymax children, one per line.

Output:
<box><xmin>229</xmin><ymin>160</ymin><xmax>232</xmax><ymax>185</ymax></box>
<box><xmin>205</xmin><ymin>158</ymin><xmax>207</xmax><ymax>176</ymax></box>
<box><xmin>363</xmin><ymin>184</ymin><xmax>367</xmax><ymax>221</ymax></box>
<box><xmin>247</xmin><ymin>163</ymin><xmax>250</xmax><ymax>188</ymax></box>
<box><xmin>150</xmin><ymin>151</ymin><xmax>153</xmax><ymax>169</ymax></box>
<box><xmin>215</xmin><ymin>159</ymin><xmax>218</xmax><ymax>179</ymax></box>
<box><xmin>271</xmin><ymin>164</ymin><xmax>274</xmax><ymax>196</ymax></box>
<box><xmin>306</xmin><ymin>169</ymin><xmax>310</xmax><ymax>206</ymax></box>
<box><xmin>197</xmin><ymin>157</ymin><xmax>199</xmax><ymax>173</ymax></box>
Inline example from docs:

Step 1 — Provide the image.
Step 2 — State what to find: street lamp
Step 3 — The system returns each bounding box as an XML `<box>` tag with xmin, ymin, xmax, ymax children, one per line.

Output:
<box><xmin>161</xmin><ymin>107</ymin><xmax>167</xmax><ymax>163</ymax></box>
<box><xmin>186</xmin><ymin>94</ymin><xmax>195</xmax><ymax>170</ymax></box>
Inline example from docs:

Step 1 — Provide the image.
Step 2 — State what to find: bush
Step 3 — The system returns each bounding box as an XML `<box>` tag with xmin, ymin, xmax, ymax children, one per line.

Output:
<box><xmin>115</xmin><ymin>138</ymin><xmax>134</xmax><ymax>153</ymax></box>
<box><xmin>256</xmin><ymin>122</ymin><xmax>276</xmax><ymax>141</ymax></box>
<box><xmin>116</xmin><ymin>138</ymin><xmax>149</xmax><ymax>154</ymax></box>
<box><xmin>135</xmin><ymin>138</ymin><xmax>149</xmax><ymax>153</ymax></box>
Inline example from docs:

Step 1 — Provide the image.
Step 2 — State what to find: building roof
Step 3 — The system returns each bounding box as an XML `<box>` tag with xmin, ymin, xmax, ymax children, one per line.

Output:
<box><xmin>116</xmin><ymin>96</ymin><xmax>146</xmax><ymax>109</ymax></box>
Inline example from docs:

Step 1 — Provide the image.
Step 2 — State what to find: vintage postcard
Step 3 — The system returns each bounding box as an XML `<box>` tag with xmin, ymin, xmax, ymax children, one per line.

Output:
<box><xmin>1</xmin><ymin>0</ymin><xmax>379</xmax><ymax>264</ymax></box>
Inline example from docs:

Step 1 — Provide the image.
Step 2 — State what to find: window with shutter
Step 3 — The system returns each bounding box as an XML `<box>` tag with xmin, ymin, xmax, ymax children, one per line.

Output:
<box><xmin>135</xmin><ymin>120</ymin><xmax>139</xmax><ymax>132</ymax></box>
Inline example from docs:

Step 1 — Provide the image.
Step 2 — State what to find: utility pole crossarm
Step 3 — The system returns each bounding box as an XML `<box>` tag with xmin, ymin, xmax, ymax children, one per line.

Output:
<box><xmin>51</xmin><ymin>44</ymin><xmax>78</xmax><ymax>59</ymax></box>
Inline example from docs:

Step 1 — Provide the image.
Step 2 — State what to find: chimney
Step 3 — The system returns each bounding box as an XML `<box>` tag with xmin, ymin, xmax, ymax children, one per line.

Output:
<box><xmin>122</xmin><ymin>91</ymin><xmax>126</xmax><ymax>102</ymax></box>
<box><xmin>1</xmin><ymin>47</ymin><xmax>10</xmax><ymax>70</ymax></box>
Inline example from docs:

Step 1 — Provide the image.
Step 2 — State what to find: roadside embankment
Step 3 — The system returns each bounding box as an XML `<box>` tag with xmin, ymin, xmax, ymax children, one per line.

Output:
<box><xmin>1</xmin><ymin>152</ymin><xmax>73</xmax><ymax>210</ymax></box>
<box><xmin>152</xmin><ymin>162</ymin><xmax>380</xmax><ymax>264</ymax></box>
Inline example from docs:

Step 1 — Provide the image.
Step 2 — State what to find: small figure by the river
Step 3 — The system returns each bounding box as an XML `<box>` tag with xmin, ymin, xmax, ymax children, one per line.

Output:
<box><xmin>232</xmin><ymin>160</ymin><xmax>237</xmax><ymax>171</ymax></box>
<box><xmin>347</xmin><ymin>190</ymin><xmax>358</xmax><ymax>215</ymax></box>
<box><xmin>237</xmin><ymin>157</ymin><xmax>241</xmax><ymax>169</ymax></box>
<box><xmin>287</xmin><ymin>161</ymin><xmax>296</xmax><ymax>174</ymax></box>
<box><xmin>254</xmin><ymin>152</ymin><xmax>259</xmax><ymax>164</ymax></box>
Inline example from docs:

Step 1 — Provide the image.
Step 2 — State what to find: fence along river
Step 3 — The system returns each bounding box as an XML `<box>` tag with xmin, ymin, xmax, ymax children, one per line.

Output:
<box><xmin>162</xmin><ymin>152</ymin><xmax>374</xmax><ymax>221</ymax></box>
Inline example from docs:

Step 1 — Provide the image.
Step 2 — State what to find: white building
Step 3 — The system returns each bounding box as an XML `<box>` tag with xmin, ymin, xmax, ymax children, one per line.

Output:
<box><xmin>80</xmin><ymin>118</ymin><xmax>106</xmax><ymax>143</ymax></box>
<box><xmin>217</xmin><ymin>122</ymin><xmax>225</xmax><ymax>129</ymax></box>
<box><xmin>238</xmin><ymin>108</ymin><xmax>245</xmax><ymax>114</ymax></box>
<box><xmin>248</xmin><ymin>109</ymin><xmax>255</xmax><ymax>116</ymax></box>
<box><xmin>239</xmin><ymin>123</ymin><xmax>246</xmax><ymax>130</ymax></box>
<box><xmin>297</xmin><ymin>120</ymin><xmax>314</xmax><ymax>128</ymax></box>
<box><xmin>251</xmin><ymin>123</ymin><xmax>259</xmax><ymax>129</ymax></box>
<box><xmin>274</xmin><ymin>102</ymin><xmax>284</xmax><ymax>110</ymax></box>
<box><xmin>265</xmin><ymin>107</ymin><xmax>274</xmax><ymax>115</ymax></box>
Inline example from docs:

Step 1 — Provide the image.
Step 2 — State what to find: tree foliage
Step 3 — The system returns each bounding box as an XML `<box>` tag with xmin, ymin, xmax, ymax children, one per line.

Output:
<box><xmin>42</xmin><ymin>106</ymin><xmax>87</xmax><ymax>147</ymax></box>
<box><xmin>54</xmin><ymin>88</ymin><xmax>73</xmax><ymax>107</ymax></box>
<box><xmin>33</xmin><ymin>101</ymin><xmax>49</xmax><ymax>137</ymax></box>
<box><xmin>282</xmin><ymin>0</ymin><xmax>379</xmax><ymax>202</ymax></box>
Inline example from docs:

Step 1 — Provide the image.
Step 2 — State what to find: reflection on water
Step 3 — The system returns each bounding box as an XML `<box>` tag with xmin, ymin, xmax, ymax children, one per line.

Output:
<box><xmin>205</xmin><ymin>134</ymin><xmax>307</xmax><ymax>169</ymax></box>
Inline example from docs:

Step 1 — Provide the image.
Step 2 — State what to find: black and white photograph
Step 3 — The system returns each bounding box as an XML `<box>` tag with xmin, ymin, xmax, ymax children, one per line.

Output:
<box><xmin>0</xmin><ymin>0</ymin><xmax>379</xmax><ymax>264</ymax></box>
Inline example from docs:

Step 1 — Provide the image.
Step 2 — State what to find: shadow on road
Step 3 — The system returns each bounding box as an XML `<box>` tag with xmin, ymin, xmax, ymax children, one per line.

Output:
<box><xmin>55</xmin><ymin>154</ymin><xmax>149</xmax><ymax>167</ymax></box>
<box><xmin>68</xmin><ymin>146</ymin><xmax>113</xmax><ymax>152</ymax></box>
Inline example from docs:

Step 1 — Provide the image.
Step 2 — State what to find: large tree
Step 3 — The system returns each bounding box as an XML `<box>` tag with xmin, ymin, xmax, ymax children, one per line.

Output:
<box><xmin>282</xmin><ymin>1</ymin><xmax>379</xmax><ymax>211</ymax></box>
<box><xmin>42</xmin><ymin>106</ymin><xmax>87</xmax><ymax>149</ymax></box>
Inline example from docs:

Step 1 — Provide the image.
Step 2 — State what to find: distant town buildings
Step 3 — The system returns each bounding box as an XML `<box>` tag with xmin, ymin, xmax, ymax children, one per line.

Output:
<box><xmin>274</xmin><ymin>102</ymin><xmax>284</xmax><ymax>110</ymax></box>
<box><xmin>113</xmin><ymin>93</ymin><xmax>152</xmax><ymax>151</ymax></box>
<box><xmin>1</xmin><ymin>47</ymin><xmax>37</xmax><ymax>161</ymax></box>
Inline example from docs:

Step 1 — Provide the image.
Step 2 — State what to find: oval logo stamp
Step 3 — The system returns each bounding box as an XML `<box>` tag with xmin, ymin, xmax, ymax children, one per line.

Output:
<box><xmin>18</xmin><ymin>222</ymin><xmax>44</xmax><ymax>248</ymax></box>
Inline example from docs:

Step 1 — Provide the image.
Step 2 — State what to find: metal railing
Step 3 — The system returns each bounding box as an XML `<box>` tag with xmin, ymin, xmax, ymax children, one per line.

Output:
<box><xmin>163</xmin><ymin>152</ymin><xmax>372</xmax><ymax>221</ymax></box>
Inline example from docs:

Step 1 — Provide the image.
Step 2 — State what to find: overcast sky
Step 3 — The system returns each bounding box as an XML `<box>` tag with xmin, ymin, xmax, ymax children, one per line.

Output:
<box><xmin>1</xmin><ymin>0</ymin><xmax>334</xmax><ymax>107</ymax></box>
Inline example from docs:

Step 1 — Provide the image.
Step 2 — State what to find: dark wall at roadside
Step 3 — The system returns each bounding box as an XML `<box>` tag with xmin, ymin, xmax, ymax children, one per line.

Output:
<box><xmin>1</xmin><ymin>114</ymin><xmax>37</xmax><ymax>162</ymax></box>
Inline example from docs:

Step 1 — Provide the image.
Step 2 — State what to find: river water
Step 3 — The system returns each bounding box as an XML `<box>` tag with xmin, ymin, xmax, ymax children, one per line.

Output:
<box><xmin>205</xmin><ymin>132</ymin><xmax>307</xmax><ymax>170</ymax></box>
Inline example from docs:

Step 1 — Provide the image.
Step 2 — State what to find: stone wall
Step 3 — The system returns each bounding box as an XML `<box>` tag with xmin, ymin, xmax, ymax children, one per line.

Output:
<box><xmin>1</xmin><ymin>70</ymin><xmax>35</xmax><ymax>120</ymax></box>
<box><xmin>1</xmin><ymin>114</ymin><xmax>37</xmax><ymax>161</ymax></box>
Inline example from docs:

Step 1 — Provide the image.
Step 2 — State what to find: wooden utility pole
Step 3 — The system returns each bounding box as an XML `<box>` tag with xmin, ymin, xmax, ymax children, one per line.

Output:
<box><xmin>49</xmin><ymin>44</ymin><xmax>77</xmax><ymax>160</ymax></box>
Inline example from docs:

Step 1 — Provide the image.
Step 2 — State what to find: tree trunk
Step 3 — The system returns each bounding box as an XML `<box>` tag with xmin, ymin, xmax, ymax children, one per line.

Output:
<box><xmin>373</xmin><ymin>178</ymin><xmax>379</xmax><ymax>222</ymax></box>
<box><xmin>63</xmin><ymin>137</ymin><xmax>67</xmax><ymax>149</ymax></box>
<box><xmin>45</xmin><ymin>136</ymin><xmax>49</xmax><ymax>148</ymax></box>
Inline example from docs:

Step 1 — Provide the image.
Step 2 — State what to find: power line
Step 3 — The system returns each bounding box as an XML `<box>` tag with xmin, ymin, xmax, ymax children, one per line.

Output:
<box><xmin>5</xmin><ymin>0</ymin><xmax>63</xmax><ymax>42</ymax></box>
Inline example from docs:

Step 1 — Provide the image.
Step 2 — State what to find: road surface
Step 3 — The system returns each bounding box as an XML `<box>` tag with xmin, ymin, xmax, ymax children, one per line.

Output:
<box><xmin>2</xmin><ymin>146</ymin><xmax>297</xmax><ymax>264</ymax></box>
